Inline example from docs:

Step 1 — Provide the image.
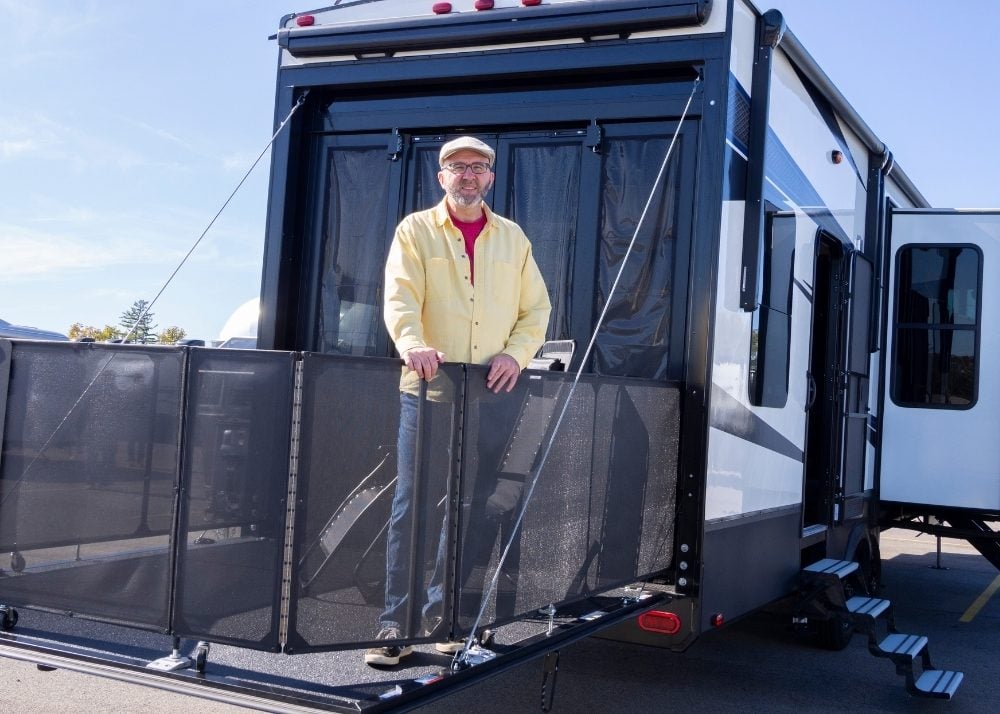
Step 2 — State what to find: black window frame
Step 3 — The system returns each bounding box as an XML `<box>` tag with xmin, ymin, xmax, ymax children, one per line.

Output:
<box><xmin>890</xmin><ymin>242</ymin><xmax>982</xmax><ymax>410</ymax></box>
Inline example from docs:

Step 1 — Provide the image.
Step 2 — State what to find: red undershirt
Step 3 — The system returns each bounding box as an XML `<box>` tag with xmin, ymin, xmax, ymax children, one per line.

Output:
<box><xmin>448</xmin><ymin>209</ymin><xmax>488</xmax><ymax>285</ymax></box>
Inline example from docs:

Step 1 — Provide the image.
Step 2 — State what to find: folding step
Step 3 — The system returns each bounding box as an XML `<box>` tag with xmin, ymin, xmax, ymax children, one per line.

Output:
<box><xmin>911</xmin><ymin>669</ymin><xmax>963</xmax><ymax>700</ymax></box>
<box><xmin>803</xmin><ymin>558</ymin><xmax>858</xmax><ymax>580</ymax></box>
<box><xmin>846</xmin><ymin>596</ymin><xmax>890</xmax><ymax>620</ymax></box>
<box><xmin>874</xmin><ymin>633</ymin><xmax>927</xmax><ymax>661</ymax></box>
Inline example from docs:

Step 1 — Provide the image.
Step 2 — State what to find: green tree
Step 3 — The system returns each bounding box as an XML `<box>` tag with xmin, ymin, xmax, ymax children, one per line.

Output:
<box><xmin>119</xmin><ymin>300</ymin><xmax>158</xmax><ymax>344</ymax></box>
<box><xmin>68</xmin><ymin>323</ymin><xmax>122</xmax><ymax>342</ymax></box>
<box><xmin>158</xmin><ymin>326</ymin><xmax>187</xmax><ymax>345</ymax></box>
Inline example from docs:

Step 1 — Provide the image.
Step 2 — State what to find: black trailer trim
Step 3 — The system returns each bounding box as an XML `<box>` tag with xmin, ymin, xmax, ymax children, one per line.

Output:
<box><xmin>739</xmin><ymin>9</ymin><xmax>783</xmax><ymax>311</ymax></box>
<box><xmin>0</xmin><ymin>339</ymin><xmax>9</xmax><ymax>473</ymax></box>
<box><xmin>279</xmin><ymin>0</ymin><xmax>712</xmax><ymax>57</ymax></box>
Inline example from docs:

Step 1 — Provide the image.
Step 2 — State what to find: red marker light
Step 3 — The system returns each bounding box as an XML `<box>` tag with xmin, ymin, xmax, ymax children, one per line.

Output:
<box><xmin>295</xmin><ymin>15</ymin><xmax>315</xmax><ymax>27</ymax></box>
<box><xmin>432</xmin><ymin>2</ymin><xmax>453</xmax><ymax>13</ymax></box>
<box><xmin>475</xmin><ymin>0</ymin><xmax>495</xmax><ymax>9</ymax></box>
<box><xmin>522</xmin><ymin>0</ymin><xmax>543</xmax><ymax>6</ymax></box>
<box><xmin>710</xmin><ymin>613</ymin><xmax>725</xmax><ymax>628</ymax></box>
<box><xmin>637</xmin><ymin>610</ymin><xmax>682</xmax><ymax>635</ymax></box>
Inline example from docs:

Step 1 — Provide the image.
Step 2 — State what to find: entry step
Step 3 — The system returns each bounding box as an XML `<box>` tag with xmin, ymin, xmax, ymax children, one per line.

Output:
<box><xmin>912</xmin><ymin>670</ymin><xmax>963</xmax><ymax>700</ymax></box>
<box><xmin>803</xmin><ymin>559</ymin><xmax>858</xmax><ymax>580</ymax></box>
<box><xmin>846</xmin><ymin>596</ymin><xmax>890</xmax><ymax>619</ymax></box>
<box><xmin>875</xmin><ymin>633</ymin><xmax>927</xmax><ymax>660</ymax></box>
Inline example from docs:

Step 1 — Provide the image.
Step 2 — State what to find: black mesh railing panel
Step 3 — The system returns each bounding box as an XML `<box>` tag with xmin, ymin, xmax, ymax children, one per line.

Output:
<box><xmin>287</xmin><ymin>355</ymin><xmax>462</xmax><ymax>651</ymax></box>
<box><xmin>0</xmin><ymin>342</ymin><xmax>183</xmax><ymax>629</ymax></box>
<box><xmin>171</xmin><ymin>349</ymin><xmax>295</xmax><ymax>649</ymax></box>
<box><xmin>453</xmin><ymin>367</ymin><xmax>679</xmax><ymax>634</ymax></box>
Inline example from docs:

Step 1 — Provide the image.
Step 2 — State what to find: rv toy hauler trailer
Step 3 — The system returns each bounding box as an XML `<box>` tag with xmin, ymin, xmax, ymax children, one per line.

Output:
<box><xmin>0</xmin><ymin>0</ymin><xmax>993</xmax><ymax>708</ymax></box>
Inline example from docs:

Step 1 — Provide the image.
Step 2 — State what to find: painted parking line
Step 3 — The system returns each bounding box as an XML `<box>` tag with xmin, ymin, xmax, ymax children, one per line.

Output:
<box><xmin>960</xmin><ymin>573</ymin><xmax>1000</xmax><ymax>623</ymax></box>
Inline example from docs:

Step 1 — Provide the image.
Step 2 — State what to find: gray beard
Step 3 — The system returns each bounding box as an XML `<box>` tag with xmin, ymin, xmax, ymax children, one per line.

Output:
<box><xmin>447</xmin><ymin>183</ymin><xmax>489</xmax><ymax>207</ymax></box>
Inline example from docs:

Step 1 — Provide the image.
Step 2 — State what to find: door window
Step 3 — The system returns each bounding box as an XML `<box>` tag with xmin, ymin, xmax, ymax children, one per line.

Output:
<box><xmin>891</xmin><ymin>245</ymin><xmax>980</xmax><ymax>408</ymax></box>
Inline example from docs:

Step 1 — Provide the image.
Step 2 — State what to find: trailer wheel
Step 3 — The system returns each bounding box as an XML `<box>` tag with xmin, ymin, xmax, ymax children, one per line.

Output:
<box><xmin>193</xmin><ymin>642</ymin><xmax>210</xmax><ymax>673</ymax></box>
<box><xmin>10</xmin><ymin>552</ymin><xmax>25</xmax><ymax>573</ymax></box>
<box><xmin>0</xmin><ymin>605</ymin><xmax>19</xmax><ymax>631</ymax></box>
<box><xmin>818</xmin><ymin>613</ymin><xmax>852</xmax><ymax>651</ymax></box>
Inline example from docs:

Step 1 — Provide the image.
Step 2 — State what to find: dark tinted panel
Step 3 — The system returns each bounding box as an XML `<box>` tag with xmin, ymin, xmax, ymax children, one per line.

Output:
<box><xmin>749</xmin><ymin>307</ymin><xmax>790</xmax><ymax>408</ymax></box>
<box><xmin>0</xmin><ymin>342</ymin><xmax>182</xmax><ymax>628</ymax></box>
<box><xmin>287</xmin><ymin>356</ymin><xmax>462</xmax><ymax>650</ymax></box>
<box><xmin>506</xmin><ymin>141</ymin><xmax>581</xmax><ymax>342</ymax></box>
<box><xmin>893</xmin><ymin>245</ymin><xmax>979</xmax><ymax>408</ymax></box>
<box><xmin>412</xmin><ymin>141</ymin><xmax>445</xmax><ymax>213</ymax></box>
<box><xmin>595</xmin><ymin>134</ymin><xmax>680</xmax><ymax>379</ymax></box>
<box><xmin>318</xmin><ymin>143</ymin><xmax>393</xmax><ymax>356</ymax></box>
<box><xmin>172</xmin><ymin>349</ymin><xmax>295</xmax><ymax>649</ymax></box>
<box><xmin>893</xmin><ymin>328</ymin><xmax>976</xmax><ymax>407</ymax></box>
<box><xmin>761</xmin><ymin>214</ymin><xmax>795</xmax><ymax>313</ymax></box>
<box><xmin>748</xmin><ymin>215</ymin><xmax>795</xmax><ymax>408</ymax></box>
<box><xmin>452</xmin><ymin>367</ymin><xmax>679</xmax><ymax>635</ymax></box>
<box><xmin>849</xmin><ymin>255</ymin><xmax>873</xmax><ymax>375</ymax></box>
<box><xmin>895</xmin><ymin>246</ymin><xmax>979</xmax><ymax>326</ymax></box>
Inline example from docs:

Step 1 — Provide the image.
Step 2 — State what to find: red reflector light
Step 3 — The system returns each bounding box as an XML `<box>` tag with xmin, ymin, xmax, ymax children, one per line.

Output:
<box><xmin>638</xmin><ymin>610</ymin><xmax>682</xmax><ymax>635</ymax></box>
<box><xmin>295</xmin><ymin>15</ymin><xmax>315</xmax><ymax>27</ymax></box>
<box><xmin>711</xmin><ymin>613</ymin><xmax>725</xmax><ymax>628</ymax></box>
<box><xmin>475</xmin><ymin>0</ymin><xmax>495</xmax><ymax>9</ymax></box>
<box><xmin>432</xmin><ymin>2</ymin><xmax>453</xmax><ymax>13</ymax></box>
<box><xmin>522</xmin><ymin>0</ymin><xmax>543</xmax><ymax>6</ymax></box>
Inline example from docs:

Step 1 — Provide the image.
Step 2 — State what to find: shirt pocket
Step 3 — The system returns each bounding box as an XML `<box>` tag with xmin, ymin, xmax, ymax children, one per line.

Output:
<box><xmin>425</xmin><ymin>257</ymin><xmax>454</xmax><ymax>303</ymax></box>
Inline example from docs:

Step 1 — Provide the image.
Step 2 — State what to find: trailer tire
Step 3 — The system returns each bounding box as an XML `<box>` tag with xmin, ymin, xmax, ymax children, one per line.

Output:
<box><xmin>847</xmin><ymin>538</ymin><xmax>880</xmax><ymax>597</ymax></box>
<box><xmin>0</xmin><ymin>605</ymin><xmax>19</xmax><ymax>631</ymax></box>
<box><xmin>193</xmin><ymin>642</ymin><xmax>210</xmax><ymax>673</ymax></box>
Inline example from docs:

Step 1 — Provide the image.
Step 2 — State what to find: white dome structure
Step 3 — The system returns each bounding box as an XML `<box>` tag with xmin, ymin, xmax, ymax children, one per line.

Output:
<box><xmin>217</xmin><ymin>298</ymin><xmax>259</xmax><ymax>348</ymax></box>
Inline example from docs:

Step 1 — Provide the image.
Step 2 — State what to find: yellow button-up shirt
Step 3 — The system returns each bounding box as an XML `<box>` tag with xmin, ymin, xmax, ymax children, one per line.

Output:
<box><xmin>384</xmin><ymin>199</ymin><xmax>551</xmax><ymax>393</ymax></box>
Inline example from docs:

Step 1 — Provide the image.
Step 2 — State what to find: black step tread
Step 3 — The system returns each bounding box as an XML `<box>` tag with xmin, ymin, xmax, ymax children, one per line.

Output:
<box><xmin>912</xmin><ymin>670</ymin><xmax>963</xmax><ymax>699</ymax></box>
<box><xmin>846</xmin><ymin>596</ymin><xmax>891</xmax><ymax>619</ymax></box>
<box><xmin>803</xmin><ymin>559</ymin><xmax>858</xmax><ymax>579</ymax></box>
<box><xmin>876</xmin><ymin>633</ymin><xmax>927</xmax><ymax>659</ymax></box>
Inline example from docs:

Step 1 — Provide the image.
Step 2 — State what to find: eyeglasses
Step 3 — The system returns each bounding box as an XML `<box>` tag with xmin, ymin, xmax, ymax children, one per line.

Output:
<box><xmin>442</xmin><ymin>162</ymin><xmax>492</xmax><ymax>175</ymax></box>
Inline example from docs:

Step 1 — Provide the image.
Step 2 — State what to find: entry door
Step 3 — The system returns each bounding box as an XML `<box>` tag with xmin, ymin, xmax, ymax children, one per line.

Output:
<box><xmin>838</xmin><ymin>251</ymin><xmax>873</xmax><ymax>518</ymax></box>
<box><xmin>881</xmin><ymin>210</ymin><xmax>1000</xmax><ymax>510</ymax></box>
<box><xmin>803</xmin><ymin>235</ymin><xmax>845</xmax><ymax>527</ymax></box>
<box><xmin>804</xmin><ymin>238</ymin><xmax>873</xmax><ymax>527</ymax></box>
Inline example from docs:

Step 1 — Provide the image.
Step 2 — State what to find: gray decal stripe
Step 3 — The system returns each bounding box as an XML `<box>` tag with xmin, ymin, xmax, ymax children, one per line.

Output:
<box><xmin>710</xmin><ymin>384</ymin><xmax>804</xmax><ymax>462</ymax></box>
<box><xmin>791</xmin><ymin>63</ymin><xmax>864</xmax><ymax>185</ymax></box>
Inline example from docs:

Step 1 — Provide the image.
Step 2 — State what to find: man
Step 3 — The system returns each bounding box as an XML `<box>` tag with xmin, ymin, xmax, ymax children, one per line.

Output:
<box><xmin>365</xmin><ymin>136</ymin><xmax>550</xmax><ymax>666</ymax></box>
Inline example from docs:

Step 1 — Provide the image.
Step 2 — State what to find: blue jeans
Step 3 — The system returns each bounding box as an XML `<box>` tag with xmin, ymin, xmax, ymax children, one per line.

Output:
<box><xmin>380</xmin><ymin>393</ymin><xmax>448</xmax><ymax>633</ymax></box>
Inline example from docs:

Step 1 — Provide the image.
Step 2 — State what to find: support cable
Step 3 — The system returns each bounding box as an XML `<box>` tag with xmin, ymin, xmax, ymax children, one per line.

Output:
<box><xmin>1</xmin><ymin>91</ymin><xmax>310</xmax><ymax>507</ymax></box>
<box><xmin>456</xmin><ymin>75</ymin><xmax>701</xmax><ymax>665</ymax></box>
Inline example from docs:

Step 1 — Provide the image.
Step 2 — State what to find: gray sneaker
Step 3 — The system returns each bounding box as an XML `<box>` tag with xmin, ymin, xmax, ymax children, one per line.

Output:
<box><xmin>364</xmin><ymin>627</ymin><xmax>414</xmax><ymax>666</ymax></box>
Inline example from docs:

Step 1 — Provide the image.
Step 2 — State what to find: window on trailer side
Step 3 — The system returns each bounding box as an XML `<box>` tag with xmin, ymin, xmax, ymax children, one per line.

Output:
<box><xmin>891</xmin><ymin>244</ymin><xmax>980</xmax><ymax>408</ymax></box>
<box><xmin>748</xmin><ymin>212</ymin><xmax>794</xmax><ymax>407</ymax></box>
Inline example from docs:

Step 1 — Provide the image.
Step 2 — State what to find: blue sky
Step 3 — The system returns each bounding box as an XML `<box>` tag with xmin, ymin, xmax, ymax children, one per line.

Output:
<box><xmin>2</xmin><ymin>0</ymin><xmax>998</xmax><ymax>341</ymax></box>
